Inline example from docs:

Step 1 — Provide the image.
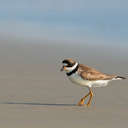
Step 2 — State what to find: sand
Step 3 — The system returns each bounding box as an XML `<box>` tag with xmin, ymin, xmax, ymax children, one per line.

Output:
<box><xmin>0</xmin><ymin>40</ymin><xmax>128</xmax><ymax>128</ymax></box>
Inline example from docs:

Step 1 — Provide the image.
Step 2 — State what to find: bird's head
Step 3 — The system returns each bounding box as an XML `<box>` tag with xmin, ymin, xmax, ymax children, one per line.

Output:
<box><xmin>60</xmin><ymin>58</ymin><xmax>78</xmax><ymax>73</ymax></box>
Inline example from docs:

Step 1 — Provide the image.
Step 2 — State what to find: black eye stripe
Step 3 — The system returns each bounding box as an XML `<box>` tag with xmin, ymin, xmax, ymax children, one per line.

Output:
<box><xmin>63</xmin><ymin>62</ymin><xmax>73</xmax><ymax>67</ymax></box>
<box><xmin>62</xmin><ymin>60</ymin><xmax>75</xmax><ymax>67</ymax></box>
<box><xmin>66</xmin><ymin>65</ymin><xmax>73</xmax><ymax>67</ymax></box>
<box><xmin>62</xmin><ymin>60</ymin><xmax>70</xmax><ymax>64</ymax></box>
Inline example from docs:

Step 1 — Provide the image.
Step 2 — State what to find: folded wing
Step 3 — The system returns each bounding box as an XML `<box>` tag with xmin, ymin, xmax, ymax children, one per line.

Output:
<box><xmin>78</xmin><ymin>64</ymin><xmax>115</xmax><ymax>81</ymax></box>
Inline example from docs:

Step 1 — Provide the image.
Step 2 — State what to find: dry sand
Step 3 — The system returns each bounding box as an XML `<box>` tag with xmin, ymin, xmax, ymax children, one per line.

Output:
<box><xmin>0</xmin><ymin>39</ymin><xmax>128</xmax><ymax>128</ymax></box>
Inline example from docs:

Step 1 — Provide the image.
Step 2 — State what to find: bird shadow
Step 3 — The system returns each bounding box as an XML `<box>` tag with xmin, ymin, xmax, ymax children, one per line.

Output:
<box><xmin>2</xmin><ymin>102</ymin><xmax>76</xmax><ymax>107</ymax></box>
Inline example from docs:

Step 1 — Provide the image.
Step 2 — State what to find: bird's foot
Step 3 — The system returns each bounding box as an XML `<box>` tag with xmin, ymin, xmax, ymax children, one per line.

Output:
<box><xmin>77</xmin><ymin>99</ymin><xmax>85</xmax><ymax>106</ymax></box>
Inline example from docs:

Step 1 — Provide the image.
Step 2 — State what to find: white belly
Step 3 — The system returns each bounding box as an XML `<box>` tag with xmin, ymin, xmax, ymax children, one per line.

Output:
<box><xmin>68</xmin><ymin>73</ymin><xmax>110</xmax><ymax>87</ymax></box>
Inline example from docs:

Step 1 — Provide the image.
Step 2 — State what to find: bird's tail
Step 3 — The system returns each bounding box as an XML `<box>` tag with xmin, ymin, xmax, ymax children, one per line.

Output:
<box><xmin>112</xmin><ymin>73</ymin><xmax>128</xmax><ymax>80</ymax></box>
<box><xmin>114</xmin><ymin>76</ymin><xmax>126</xmax><ymax>80</ymax></box>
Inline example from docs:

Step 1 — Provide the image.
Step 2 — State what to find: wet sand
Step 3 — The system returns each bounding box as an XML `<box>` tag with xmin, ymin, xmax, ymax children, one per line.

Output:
<box><xmin>0</xmin><ymin>40</ymin><xmax>128</xmax><ymax>128</ymax></box>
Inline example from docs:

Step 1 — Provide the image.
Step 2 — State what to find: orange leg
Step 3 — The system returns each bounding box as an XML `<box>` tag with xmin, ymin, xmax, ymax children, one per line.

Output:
<box><xmin>77</xmin><ymin>91</ymin><xmax>90</xmax><ymax>106</ymax></box>
<box><xmin>86</xmin><ymin>89</ymin><xmax>93</xmax><ymax>107</ymax></box>
<box><xmin>77</xmin><ymin>88</ymin><xmax>93</xmax><ymax>107</ymax></box>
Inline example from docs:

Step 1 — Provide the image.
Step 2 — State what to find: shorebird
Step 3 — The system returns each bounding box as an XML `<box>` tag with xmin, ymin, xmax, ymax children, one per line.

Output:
<box><xmin>61</xmin><ymin>58</ymin><xmax>126</xmax><ymax>107</ymax></box>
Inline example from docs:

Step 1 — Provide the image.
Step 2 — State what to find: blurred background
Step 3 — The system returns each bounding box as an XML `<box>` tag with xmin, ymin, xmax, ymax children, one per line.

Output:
<box><xmin>0</xmin><ymin>0</ymin><xmax>128</xmax><ymax>109</ymax></box>
<box><xmin>0</xmin><ymin>1</ymin><xmax>128</xmax><ymax>128</ymax></box>
<box><xmin>0</xmin><ymin>0</ymin><xmax>128</xmax><ymax>44</ymax></box>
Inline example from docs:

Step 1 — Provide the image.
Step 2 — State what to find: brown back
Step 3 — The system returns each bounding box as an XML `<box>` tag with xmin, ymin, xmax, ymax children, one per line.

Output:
<box><xmin>78</xmin><ymin>64</ymin><xmax>116</xmax><ymax>81</ymax></box>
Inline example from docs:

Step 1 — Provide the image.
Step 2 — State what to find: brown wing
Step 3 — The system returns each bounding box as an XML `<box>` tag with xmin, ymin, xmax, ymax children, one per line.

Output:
<box><xmin>78</xmin><ymin>64</ymin><xmax>115</xmax><ymax>81</ymax></box>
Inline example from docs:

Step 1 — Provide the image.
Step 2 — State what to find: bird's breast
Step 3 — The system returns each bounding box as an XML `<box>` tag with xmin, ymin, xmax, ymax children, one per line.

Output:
<box><xmin>68</xmin><ymin>73</ymin><xmax>90</xmax><ymax>86</ymax></box>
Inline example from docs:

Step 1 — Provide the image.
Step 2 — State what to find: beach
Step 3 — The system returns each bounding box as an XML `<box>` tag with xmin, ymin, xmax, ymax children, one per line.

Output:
<box><xmin>0</xmin><ymin>40</ymin><xmax>128</xmax><ymax>128</ymax></box>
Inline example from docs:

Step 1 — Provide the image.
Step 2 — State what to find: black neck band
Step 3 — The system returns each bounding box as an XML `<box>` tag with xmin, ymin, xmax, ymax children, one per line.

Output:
<box><xmin>66</xmin><ymin>64</ymin><xmax>79</xmax><ymax>76</ymax></box>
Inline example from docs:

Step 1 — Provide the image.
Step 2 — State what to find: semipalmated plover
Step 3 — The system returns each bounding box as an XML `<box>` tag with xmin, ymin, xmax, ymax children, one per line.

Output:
<box><xmin>61</xmin><ymin>59</ymin><xmax>126</xmax><ymax>107</ymax></box>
